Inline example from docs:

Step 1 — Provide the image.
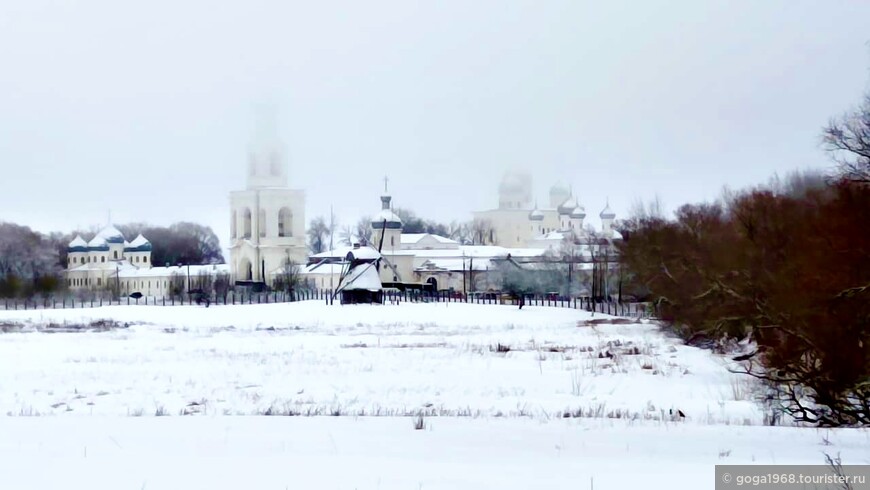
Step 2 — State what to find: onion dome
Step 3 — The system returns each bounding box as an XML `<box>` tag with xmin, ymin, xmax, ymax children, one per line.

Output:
<box><xmin>371</xmin><ymin>195</ymin><xmax>402</xmax><ymax>230</ymax></box>
<box><xmin>499</xmin><ymin>171</ymin><xmax>529</xmax><ymax>194</ymax></box>
<box><xmin>95</xmin><ymin>224</ymin><xmax>126</xmax><ymax>244</ymax></box>
<box><xmin>87</xmin><ymin>235</ymin><xmax>109</xmax><ymax>251</ymax></box>
<box><xmin>124</xmin><ymin>234</ymin><xmax>153</xmax><ymax>252</ymax></box>
<box><xmin>570</xmin><ymin>205</ymin><xmax>586</xmax><ymax>219</ymax></box>
<box><xmin>557</xmin><ymin>196</ymin><xmax>578</xmax><ymax>215</ymax></box>
<box><xmin>68</xmin><ymin>235</ymin><xmax>88</xmax><ymax>253</ymax></box>
<box><xmin>600</xmin><ymin>202</ymin><xmax>616</xmax><ymax>219</ymax></box>
<box><xmin>549</xmin><ymin>181</ymin><xmax>571</xmax><ymax>196</ymax></box>
<box><xmin>529</xmin><ymin>208</ymin><xmax>545</xmax><ymax>221</ymax></box>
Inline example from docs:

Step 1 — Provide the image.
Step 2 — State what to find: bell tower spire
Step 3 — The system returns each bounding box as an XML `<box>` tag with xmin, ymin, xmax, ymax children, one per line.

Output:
<box><xmin>246</xmin><ymin>105</ymin><xmax>288</xmax><ymax>189</ymax></box>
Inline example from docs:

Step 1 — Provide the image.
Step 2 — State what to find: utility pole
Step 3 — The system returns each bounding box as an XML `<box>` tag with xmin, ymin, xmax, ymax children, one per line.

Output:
<box><xmin>329</xmin><ymin>205</ymin><xmax>335</xmax><ymax>252</ymax></box>
<box><xmin>462</xmin><ymin>253</ymin><xmax>466</xmax><ymax>295</ymax></box>
<box><xmin>254</xmin><ymin>189</ymin><xmax>261</xmax><ymax>282</ymax></box>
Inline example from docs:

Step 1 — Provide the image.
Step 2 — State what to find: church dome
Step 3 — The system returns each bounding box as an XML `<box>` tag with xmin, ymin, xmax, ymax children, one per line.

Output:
<box><xmin>371</xmin><ymin>209</ymin><xmax>402</xmax><ymax>229</ymax></box>
<box><xmin>372</xmin><ymin>194</ymin><xmax>402</xmax><ymax>230</ymax></box>
<box><xmin>124</xmin><ymin>234</ymin><xmax>152</xmax><ymax>252</ymax></box>
<box><xmin>95</xmin><ymin>224</ymin><xmax>126</xmax><ymax>244</ymax></box>
<box><xmin>87</xmin><ymin>236</ymin><xmax>109</xmax><ymax>251</ymax></box>
<box><xmin>499</xmin><ymin>171</ymin><xmax>531</xmax><ymax>195</ymax></box>
<box><xmin>600</xmin><ymin>202</ymin><xmax>616</xmax><ymax>219</ymax></box>
<box><xmin>557</xmin><ymin>196</ymin><xmax>578</xmax><ymax>215</ymax></box>
<box><xmin>528</xmin><ymin>208</ymin><xmax>544</xmax><ymax>221</ymax></box>
<box><xmin>570</xmin><ymin>205</ymin><xmax>586</xmax><ymax>219</ymax></box>
<box><xmin>68</xmin><ymin>235</ymin><xmax>88</xmax><ymax>253</ymax></box>
<box><xmin>550</xmin><ymin>182</ymin><xmax>571</xmax><ymax>196</ymax></box>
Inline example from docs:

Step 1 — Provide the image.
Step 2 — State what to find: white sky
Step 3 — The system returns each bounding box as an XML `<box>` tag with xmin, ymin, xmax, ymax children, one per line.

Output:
<box><xmin>1</xmin><ymin>0</ymin><xmax>869</xmax><ymax>249</ymax></box>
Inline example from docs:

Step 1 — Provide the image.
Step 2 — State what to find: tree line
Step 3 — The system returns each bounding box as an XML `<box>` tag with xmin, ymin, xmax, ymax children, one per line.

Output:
<box><xmin>617</xmin><ymin>91</ymin><xmax>870</xmax><ymax>426</ymax></box>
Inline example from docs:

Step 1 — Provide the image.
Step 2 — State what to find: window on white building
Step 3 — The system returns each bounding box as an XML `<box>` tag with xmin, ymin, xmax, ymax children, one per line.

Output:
<box><xmin>259</xmin><ymin>209</ymin><xmax>266</xmax><ymax>238</ymax></box>
<box><xmin>278</xmin><ymin>207</ymin><xmax>293</xmax><ymax>237</ymax></box>
<box><xmin>243</xmin><ymin>208</ymin><xmax>252</xmax><ymax>238</ymax></box>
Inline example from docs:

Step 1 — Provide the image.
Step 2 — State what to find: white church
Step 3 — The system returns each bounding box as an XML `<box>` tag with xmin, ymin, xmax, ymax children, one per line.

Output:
<box><xmin>298</xmin><ymin>174</ymin><xmax>621</xmax><ymax>295</ymax></box>
<box><xmin>65</xmin><ymin>225</ymin><xmax>229</xmax><ymax>297</ymax></box>
<box><xmin>473</xmin><ymin>170</ymin><xmax>622</xmax><ymax>249</ymax></box>
<box><xmin>64</xmin><ymin>115</ymin><xmax>304</xmax><ymax>296</ymax></box>
<box><xmin>65</xmin><ymin>118</ymin><xmax>620</xmax><ymax>298</ymax></box>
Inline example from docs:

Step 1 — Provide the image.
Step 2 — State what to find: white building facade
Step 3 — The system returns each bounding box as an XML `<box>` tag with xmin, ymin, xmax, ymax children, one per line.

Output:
<box><xmin>228</xmin><ymin>122</ymin><xmax>306</xmax><ymax>285</ymax></box>
<box><xmin>473</xmin><ymin>171</ymin><xmax>621</xmax><ymax>248</ymax></box>
<box><xmin>66</xmin><ymin>225</ymin><xmax>229</xmax><ymax>298</ymax></box>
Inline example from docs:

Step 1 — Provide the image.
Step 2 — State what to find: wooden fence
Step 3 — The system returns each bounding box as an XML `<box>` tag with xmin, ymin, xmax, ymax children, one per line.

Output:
<box><xmin>0</xmin><ymin>289</ymin><xmax>655</xmax><ymax>318</ymax></box>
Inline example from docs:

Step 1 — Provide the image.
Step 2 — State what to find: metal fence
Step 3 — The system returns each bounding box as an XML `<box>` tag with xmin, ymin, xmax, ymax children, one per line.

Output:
<box><xmin>0</xmin><ymin>289</ymin><xmax>654</xmax><ymax>318</ymax></box>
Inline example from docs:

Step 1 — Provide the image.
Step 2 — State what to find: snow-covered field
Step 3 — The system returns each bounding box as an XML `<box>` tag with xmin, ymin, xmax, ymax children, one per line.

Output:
<box><xmin>1</xmin><ymin>302</ymin><xmax>757</xmax><ymax>421</ymax></box>
<box><xmin>1</xmin><ymin>302</ymin><xmax>867</xmax><ymax>489</ymax></box>
<box><xmin>4</xmin><ymin>417</ymin><xmax>869</xmax><ymax>490</ymax></box>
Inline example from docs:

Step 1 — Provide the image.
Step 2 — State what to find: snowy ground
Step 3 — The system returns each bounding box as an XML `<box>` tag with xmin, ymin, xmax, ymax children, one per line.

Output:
<box><xmin>4</xmin><ymin>417</ymin><xmax>869</xmax><ymax>490</ymax></box>
<box><xmin>1</xmin><ymin>302</ymin><xmax>867</xmax><ymax>489</ymax></box>
<box><xmin>1</xmin><ymin>302</ymin><xmax>759</xmax><ymax>422</ymax></box>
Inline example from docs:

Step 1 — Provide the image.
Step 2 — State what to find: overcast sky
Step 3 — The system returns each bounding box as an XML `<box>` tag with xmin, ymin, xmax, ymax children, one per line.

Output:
<box><xmin>2</xmin><ymin>0</ymin><xmax>869</xmax><ymax>250</ymax></box>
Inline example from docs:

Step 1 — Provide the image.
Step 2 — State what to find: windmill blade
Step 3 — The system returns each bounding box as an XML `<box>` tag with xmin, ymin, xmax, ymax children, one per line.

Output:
<box><xmin>375</xmin><ymin>218</ymin><xmax>388</xmax><ymax>272</ymax></box>
<box><xmin>377</xmin><ymin>219</ymin><xmax>387</xmax><ymax>253</ymax></box>
<box><xmin>331</xmin><ymin>259</ymin><xmax>352</xmax><ymax>300</ymax></box>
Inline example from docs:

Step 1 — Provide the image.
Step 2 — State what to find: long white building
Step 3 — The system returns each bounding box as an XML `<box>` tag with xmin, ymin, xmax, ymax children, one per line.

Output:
<box><xmin>66</xmin><ymin>225</ymin><xmax>229</xmax><ymax>297</ymax></box>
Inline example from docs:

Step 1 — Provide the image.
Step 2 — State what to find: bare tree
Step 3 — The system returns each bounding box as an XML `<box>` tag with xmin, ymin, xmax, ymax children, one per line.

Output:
<box><xmin>307</xmin><ymin>216</ymin><xmax>330</xmax><ymax>254</ymax></box>
<box><xmin>191</xmin><ymin>270</ymin><xmax>215</xmax><ymax>296</ymax></box>
<box><xmin>168</xmin><ymin>272</ymin><xmax>186</xmax><ymax>300</ymax></box>
<box><xmin>0</xmin><ymin>222</ymin><xmax>62</xmax><ymax>298</ymax></box>
<box><xmin>448</xmin><ymin>221</ymin><xmax>472</xmax><ymax>244</ymax></box>
<box><xmin>628</xmin><ymin>195</ymin><xmax>665</xmax><ymax>221</ymax></box>
<box><xmin>823</xmin><ymin>93</ymin><xmax>870</xmax><ymax>183</ymax></box>
<box><xmin>214</xmin><ymin>271</ymin><xmax>231</xmax><ymax>299</ymax></box>
<box><xmin>273</xmin><ymin>258</ymin><xmax>302</xmax><ymax>294</ymax></box>
<box><xmin>337</xmin><ymin>225</ymin><xmax>355</xmax><ymax>246</ymax></box>
<box><xmin>470</xmin><ymin>218</ymin><xmax>495</xmax><ymax>245</ymax></box>
<box><xmin>354</xmin><ymin>216</ymin><xmax>373</xmax><ymax>246</ymax></box>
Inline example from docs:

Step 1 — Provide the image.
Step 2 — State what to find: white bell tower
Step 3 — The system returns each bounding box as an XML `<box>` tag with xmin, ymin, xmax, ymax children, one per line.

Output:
<box><xmin>229</xmin><ymin>109</ymin><xmax>306</xmax><ymax>285</ymax></box>
<box><xmin>246</xmin><ymin>107</ymin><xmax>288</xmax><ymax>189</ymax></box>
